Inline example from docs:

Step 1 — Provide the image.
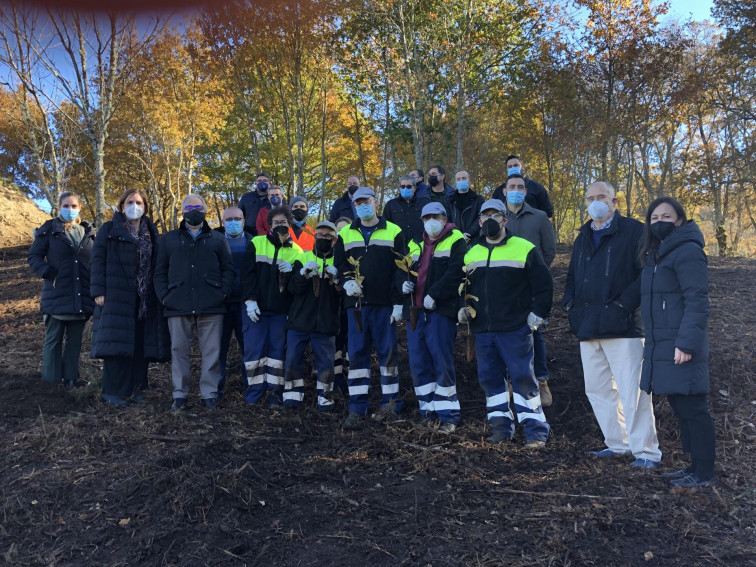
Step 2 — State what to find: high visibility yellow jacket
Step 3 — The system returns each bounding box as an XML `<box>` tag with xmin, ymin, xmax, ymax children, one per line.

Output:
<box><xmin>242</xmin><ymin>234</ymin><xmax>303</xmax><ymax>314</ymax></box>
<box><xmin>463</xmin><ymin>231</ymin><xmax>552</xmax><ymax>333</ymax></box>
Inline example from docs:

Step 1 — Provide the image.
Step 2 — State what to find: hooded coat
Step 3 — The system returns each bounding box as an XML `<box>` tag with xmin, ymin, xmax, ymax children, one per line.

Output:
<box><xmin>640</xmin><ymin>221</ymin><xmax>709</xmax><ymax>395</ymax></box>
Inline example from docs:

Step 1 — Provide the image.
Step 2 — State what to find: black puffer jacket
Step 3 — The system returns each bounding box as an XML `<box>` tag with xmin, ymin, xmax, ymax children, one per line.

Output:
<box><xmin>640</xmin><ymin>221</ymin><xmax>709</xmax><ymax>395</ymax></box>
<box><xmin>153</xmin><ymin>221</ymin><xmax>235</xmax><ymax>316</ymax></box>
<box><xmin>89</xmin><ymin>213</ymin><xmax>169</xmax><ymax>361</ymax></box>
<box><xmin>563</xmin><ymin>211</ymin><xmax>644</xmax><ymax>340</ymax></box>
<box><xmin>27</xmin><ymin>218</ymin><xmax>95</xmax><ymax>316</ymax></box>
<box><xmin>448</xmin><ymin>190</ymin><xmax>484</xmax><ymax>239</ymax></box>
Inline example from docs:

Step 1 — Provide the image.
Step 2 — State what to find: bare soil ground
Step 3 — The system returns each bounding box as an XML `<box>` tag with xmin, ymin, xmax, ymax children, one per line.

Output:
<box><xmin>1</xmin><ymin>242</ymin><xmax>754</xmax><ymax>566</ymax></box>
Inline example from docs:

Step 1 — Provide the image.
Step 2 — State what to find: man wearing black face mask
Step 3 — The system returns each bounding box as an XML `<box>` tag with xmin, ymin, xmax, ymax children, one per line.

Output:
<box><xmin>238</xmin><ymin>172</ymin><xmax>272</xmax><ymax>235</ymax></box>
<box><xmin>242</xmin><ymin>206</ymin><xmax>304</xmax><ymax>407</ymax></box>
<box><xmin>427</xmin><ymin>165</ymin><xmax>454</xmax><ymax>216</ymax></box>
<box><xmin>154</xmin><ymin>194</ymin><xmax>235</xmax><ymax>411</ymax></box>
<box><xmin>284</xmin><ymin>221</ymin><xmax>342</xmax><ymax>411</ymax></box>
<box><xmin>460</xmin><ymin>199</ymin><xmax>553</xmax><ymax>448</ymax></box>
<box><xmin>289</xmin><ymin>196</ymin><xmax>315</xmax><ymax>251</ymax></box>
<box><xmin>329</xmin><ymin>175</ymin><xmax>360</xmax><ymax>222</ymax></box>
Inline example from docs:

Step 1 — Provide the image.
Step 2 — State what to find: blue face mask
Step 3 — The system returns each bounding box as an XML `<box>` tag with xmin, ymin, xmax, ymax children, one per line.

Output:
<box><xmin>506</xmin><ymin>190</ymin><xmax>525</xmax><ymax>205</ymax></box>
<box><xmin>456</xmin><ymin>180</ymin><xmax>470</xmax><ymax>192</ymax></box>
<box><xmin>356</xmin><ymin>204</ymin><xmax>374</xmax><ymax>220</ymax></box>
<box><xmin>400</xmin><ymin>188</ymin><xmax>414</xmax><ymax>199</ymax></box>
<box><xmin>60</xmin><ymin>208</ymin><xmax>79</xmax><ymax>222</ymax></box>
<box><xmin>225</xmin><ymin>220</ymin><xmax>243</xmax><ymax>236</ymax></box>
<box><xmin>269</xmin><ymin>195</ymin><xmax>282</xmax><ymax>207</ymax></box>
<box><xmin>507</xmin><ymin>166</ymin><xmax>522</xmax><ymax>176</ymax></box>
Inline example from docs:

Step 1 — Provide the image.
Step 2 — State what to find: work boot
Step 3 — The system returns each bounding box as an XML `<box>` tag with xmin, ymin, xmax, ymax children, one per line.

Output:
<box><xmin>438</xmin><ymin>422</ymin><xmax>457</xmax><ymax>435</ymax></box>
<box><xmin>171</xmin><ymin>398</ymin><xmax>188</xmax><ymax>411</ymax></box>
<box><xmin>538</xmin><ymin>379</ymin><xmax>552</xmax><ymax>407</ymax></box>
<box><xmin>525</xmin><ymin>439</ymin><xmax>546</xmax><ymax>450</ymax></box>
<box><xmin>485</xmin><ymin>430</ymin><xmax>511</xmax><ymax>444</ymax></box>
<box><xmin>342</xmin><ymin>412</ymin><xmax>364</xmax><ymax>429</ymax></box>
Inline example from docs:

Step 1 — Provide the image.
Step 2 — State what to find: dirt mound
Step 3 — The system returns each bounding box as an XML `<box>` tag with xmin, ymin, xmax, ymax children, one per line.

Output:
<box><xmin>0</xmin><ymin>183</ymin><xmax>50</xmax><ymax>246</ymax></box>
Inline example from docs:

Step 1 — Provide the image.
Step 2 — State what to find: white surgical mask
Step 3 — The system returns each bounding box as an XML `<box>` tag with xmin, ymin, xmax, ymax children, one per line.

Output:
<box><xmin>424</xmin><ymin>219</ymin><xmax>443</xmax><ymax>237</ymax></box>
<box><xmin>125</xmin><ymin>204</ymin><xmax>145</xmax><ymax>221</ymax></box>
<box><xmin>587</xmin><ymin>200</ymin><xmax>610</xmax><ymax>222</ymax></box>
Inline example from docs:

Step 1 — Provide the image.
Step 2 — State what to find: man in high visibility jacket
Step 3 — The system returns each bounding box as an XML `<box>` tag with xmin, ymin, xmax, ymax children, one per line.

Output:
<box><xmin>401</xmin><ymin>202</ymin><xmax>466</xmax><ymax>433</ymax></box>
<box><xmin>334</xmin><ymin>187</ymin><xmax>407</xmax><ymax>428</ymax></box>
<box><xmin>242</xmin><ymin>206</ymin><xmax>304</xmax><ymax>406</ymax></box>
<box><xmin>283</xmin><ymin>220</ymin><xmax>341</xmax><ymax>411</ymax></box>
<box><xmin>460</xmin><ymin>199</ymin><xmax>553</xmax><ymax>448</ymax></box>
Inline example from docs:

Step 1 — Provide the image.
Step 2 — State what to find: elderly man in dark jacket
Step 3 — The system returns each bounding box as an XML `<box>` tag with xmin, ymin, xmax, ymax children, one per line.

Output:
<box><xmin>154</xmin><ymin>194</ymin><xmax>235</xmax><ymax>410</ymax></box>
<box><xmin>563</xmin><ymin>181</ymin><xmax>661</xmax><ymax>468</ymax></box>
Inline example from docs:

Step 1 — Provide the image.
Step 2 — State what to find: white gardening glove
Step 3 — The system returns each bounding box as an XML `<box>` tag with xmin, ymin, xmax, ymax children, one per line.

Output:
<box><xmin>245</xmin><ymin>300</ymin><xmax>261</xmax><ymax>323</ymax></box>
<box><xmin>458</xmin><ymin>307</ymin><xmax>471</xmax><ymax>323</ymax></box>
<box><xmin>402</xmin><ymin>281</ymin><xmax>415</xmax><ymax>295</ymax></box>
<box><xmin>343</xmin><ymin>280</ymin><xmax>363</xmax><ymax>297</ymax></box>
<box><xmin>390</xmin><ymin>305</ymin><xmax>403</xmax><ymax>324</ymax></box>
<box><xmin>277</xmin><ymin>260</ymin><xmax>292</xmax><ymax>273</ymax></box>
<box><xmin>527</xmin><ymin>312</ymin><xmax>546</xmax><ymax>331</ymax></box>
<box><xmin>301</xmin><ymin>260</ymin><xmax>319</xmax><ymax>279</ymax></box>
<box><xmin>325</xmin><ymin>265</ymin><xmax>338</xmax><ymax>284</ymax></box>
<box><xmin>423</xmin><ymin>295</ymin><xmax>436</xmax><ymax>310</ymax></box>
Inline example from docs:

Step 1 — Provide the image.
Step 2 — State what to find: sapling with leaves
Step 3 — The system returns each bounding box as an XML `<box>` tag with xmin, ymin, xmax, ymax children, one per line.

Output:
<box><xmin>458</xmin><ymin>263</ymin><xmax>478</xmax><ymax>361</ymax></box>
<box><xmin>344</xmin><ymin>255</ymin><xmax>365</xmax><ymax>332</ymax></box>
<box><xmin>276</xmin><ymin>229</ymin><xmax>292</xmax><ymax>293</ymax></box>
<box><xmin>394</xmin><ymin>251</ymin><xmax>419</xmax><ymax>330</ymax></box>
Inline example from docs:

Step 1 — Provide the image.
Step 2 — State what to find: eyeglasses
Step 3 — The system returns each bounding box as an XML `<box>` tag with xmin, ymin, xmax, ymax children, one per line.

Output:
<box><xmin>316</xmin><ymin>234</ymin><xmax>335</xmax><ymax>241</ymax></box>
<box><xmin>271</xmin><ymin>220</ymin><xmax>289</xmax><ymax>227</ymax></box>
<box><xmin>184</xmin><ymin>205</ymin><xmax>204</xmax><ymax>211</ymax></box>
<box><xmin>400</xmin><ymin>185</ymin><xmax>414</xmax><ymax>189</ymax></box>
<box><xmin>480</xmin><ymin>212</ymin><xmax>504</xmax><ymax>221</ymax></box>
<box><xmin>224</xmin><ymin>217</ymin><xmax>243</xmax><ymax>222</ymax></box>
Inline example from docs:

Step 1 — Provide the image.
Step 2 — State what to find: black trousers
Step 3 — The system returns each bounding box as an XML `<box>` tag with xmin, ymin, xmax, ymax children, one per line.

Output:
<box><xmin>101</xmin><ymin>318</ymin><xmax>148</xmax><ymax>398</ymax></box>
<box><xmin>667</xmin><ymin>394</ymin><xmax>716</xmax><ymax>480</ymax></box>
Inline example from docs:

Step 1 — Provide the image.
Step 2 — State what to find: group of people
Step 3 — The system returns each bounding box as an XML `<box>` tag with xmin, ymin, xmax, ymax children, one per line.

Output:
<box><xmin>28</xmin><ymin>154</ymin><xmax>717</xmax><ymax>489</ymax></box>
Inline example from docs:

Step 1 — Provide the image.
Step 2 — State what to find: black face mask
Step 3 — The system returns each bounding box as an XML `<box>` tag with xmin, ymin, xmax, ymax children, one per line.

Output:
<box><xmin>184</xmin><ymin>210</ymin><xmax>206</xmax><ymax>226</ymax></box>
<box><xmin>315</xmin><ymin>238</ymin><xmax>333</xmax><ymax>255</ymax></box>
<box><xmin>292</xmin><ymin>209</ymin><xmax>307</xmax><ymax>222</ymax></box>
<box><xmin>257</xmin><ymin>181</ymin><xmax>269</xmax><ymax>193</ymax></box>
<box><xmin>482</xmin><ymin>218</ymin><xmax>502</xmax><ymax>238</ymax></box>
<box><xmin>650</xmin><ymin>221</ymin><xmax>676</xmax><ymax>241</ymax></box>
<box><xmin>272</xmin><ymin>225</ymin><xmax>289</xmax><ymax>239</ymax></box>
<box><xmin>428</xmin><ymin>175</ymin><xmax>440</xmax><ymax>187</ymax></box>
<box><xmin>348</xmin><ymin>185</ymin><xmax>359</xmax><ymax>195</ymax></box>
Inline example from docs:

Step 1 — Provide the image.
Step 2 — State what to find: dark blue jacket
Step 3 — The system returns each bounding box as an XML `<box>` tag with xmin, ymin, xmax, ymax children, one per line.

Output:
<box><xmin>414</xmin><ymin>182</ymin><xmax>431</xmax><ymax>200</ymax></box>
<box><xmin>28</xmin><ymin>218</ymin><xmax>95</xmax><ymax>317</ymax></box>
<box><xmin>154</xmin><ymin>221</ymin><xmax>236</xmax><ymax>316</ymax></box>
<box><xmin>493</xmin><ymin>177</ymin><xmax>554</xmax><ymax>218</ymax></box>
<box><xmin>89</xmin><ymin>213</ymin><xmax>169</xmax><ymax>361</ymax></box>
<box><xmin>238</xmin><ymin>191</ymin><xmax>269</xmax><ymax>235</ymax></box>
<box><xmin>640</xmin><ymin>221</ymin><xmax>709</xmax><ymax>395</ymax></box>
<box><xmin>382</xmin><ymin>194</ymin><xmax>430</xmax><ymax>242</ymax></box>
<box><xmin>563</xmin><ymin>211</ymin><xmax>644</xmax><ymax>340</ymax></box>
<box><xmin>213</xmin><ymin>227</ymin><xmax>254</xmax><ymax>303</ymax></box>
<box><xmin>329</xmin><ymin>192</ymin><xmax>355</xmax><ymax>223</ymax></box>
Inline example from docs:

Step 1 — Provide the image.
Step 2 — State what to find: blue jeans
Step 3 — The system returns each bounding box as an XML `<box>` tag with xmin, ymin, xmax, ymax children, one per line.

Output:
<box><xmin>406</xmin><ymin>311</ymin><xmax>460</xmax><ymax>424</ymax></box>
<box><xmin>346</xmin><ymin>306</ymin><xmax>402</xmax><ymax>415</ymax></box>
<box><xmin>475</xmin><ymin>326</ymin><xmax>550</xmax><ymax>442</ymax></box>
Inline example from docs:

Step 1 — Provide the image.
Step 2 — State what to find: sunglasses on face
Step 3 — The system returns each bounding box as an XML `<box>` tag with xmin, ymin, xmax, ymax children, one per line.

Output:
<box><xmin>184</xmin><ymin>205</ymin><xmax>204</xmax><ymax>211</ymax></box>
<box><xmin>224</xmin><ymin>217</ymin><xmax>243</xmax><ymax>222</ymax></box>
<box><xmin>400</xmin><ymin>185</ymin><xmax>413</xmax><ymax>189</ymax></box>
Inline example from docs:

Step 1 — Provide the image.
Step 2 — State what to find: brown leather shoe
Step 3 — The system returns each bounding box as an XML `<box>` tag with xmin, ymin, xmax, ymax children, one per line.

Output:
<box><xmin>538</xmin><ymin>379</ymin><xmax>552</xmax><ymax>407</ymax></box>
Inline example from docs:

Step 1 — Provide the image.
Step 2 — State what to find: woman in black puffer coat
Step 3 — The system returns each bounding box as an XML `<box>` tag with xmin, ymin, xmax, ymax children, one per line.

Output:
<box><xmin>639</xmin><ymin>197</ymin><xmax>715</xmax><ymax>488</ymax></box>
<box><xmin>90</xmin><ymin>188</ymin><xmax>169</xmax><ymax>405</ymax></box>
<box><xmin>28</xmin><ymin>192</ymin><xmax>95</xmax><ymax>387</ymax></box>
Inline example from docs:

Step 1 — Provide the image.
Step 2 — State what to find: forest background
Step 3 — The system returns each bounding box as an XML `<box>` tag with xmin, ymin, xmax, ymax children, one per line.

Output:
<box><xmin>0</xmin><ymin>0</ymin><xmax>753</xmax><ymax>255</ymax></box>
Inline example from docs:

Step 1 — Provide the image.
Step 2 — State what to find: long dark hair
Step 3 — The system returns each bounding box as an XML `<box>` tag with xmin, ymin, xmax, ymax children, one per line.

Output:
<box><xmin>638</xmin><ymin>196</ymin><xmax>688</xmax><ymax>265</ymax></box>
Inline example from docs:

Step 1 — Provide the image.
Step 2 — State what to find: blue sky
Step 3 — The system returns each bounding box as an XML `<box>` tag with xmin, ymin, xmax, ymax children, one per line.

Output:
<box><xmin>665</xmin><ymin>0</ymin><xmax>714</xmax><ymax>21</ymax></box>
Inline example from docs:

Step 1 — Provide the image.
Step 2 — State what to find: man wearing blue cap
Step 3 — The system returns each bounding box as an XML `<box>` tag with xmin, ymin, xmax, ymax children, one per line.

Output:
<box><xmin>334</xmin><ymin>187</ymin><xmax>407</xmax><ymax>428</ymax></box>
<box><xmin>401</xmin><ymin>202</ymin><xmax>466</xmax><ymax>432</ymax></box>
<box><xmin>461</xmin><ymin>199</ymin><xmax>553</xmax><ymax>448</ymax></box>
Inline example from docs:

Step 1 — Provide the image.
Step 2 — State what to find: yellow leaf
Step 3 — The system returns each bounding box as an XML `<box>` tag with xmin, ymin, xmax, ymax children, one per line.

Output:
<box><xmin>395</xmin><ymin>259</ymin><xmax>409</xmax><ymax>272</ymax></box>
<box><xmin>468</xmin><ymin>306</ymin><xmax>477</xmax><ymax>319</ymax></box>
<box><xmin>347</xmin><ymin>257</ymin><xmax>357</xmax><ymax>265</ymax></box>
<box><xmin>458</xmin><ymin>283</ymin><xmax>465</xmax><ymax>295</ymax></box>
<box><xmin>465</xmin><ymin>294</ymin><xmax>479</xmax><ymax>302</ymax></box>
<box><xmin>410</xmin><ymin>271</ymin><xmax>418</xmax><ymax>276</ymax></box>
<box><xmin>118</xmin><ymin>518</ymin><xmax>131</xmax><ymax>527</ymax></box>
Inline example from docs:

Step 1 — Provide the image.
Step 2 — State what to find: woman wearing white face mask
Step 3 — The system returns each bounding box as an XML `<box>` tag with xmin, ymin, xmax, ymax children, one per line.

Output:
<box><xmin>28</xmin><ymin>192</ymin><xmax>96</xmax><ymax>387</ymax></box>
<box><xmin>90</xmin><ymin>188</ymin><xmax>169</xmax><ymax>405</ymax></box>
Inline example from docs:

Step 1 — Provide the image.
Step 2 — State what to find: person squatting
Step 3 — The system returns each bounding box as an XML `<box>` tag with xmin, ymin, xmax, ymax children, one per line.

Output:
<box><xmin>30</xmin><ymin>167</ymin><xmax>717</xmax><ymax>487</ymax></box>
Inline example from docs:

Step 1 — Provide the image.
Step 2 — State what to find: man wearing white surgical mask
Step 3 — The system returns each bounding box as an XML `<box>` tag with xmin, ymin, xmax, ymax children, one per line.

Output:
<box><xmin>563</xmin><ymin>181</ymin><xmax>662</xmax><ymax>469</ymax></box>
<box><xmin>401</xmin><ymin>202</ymin><xmax>466</xmax><ymax>432</ymax></box>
